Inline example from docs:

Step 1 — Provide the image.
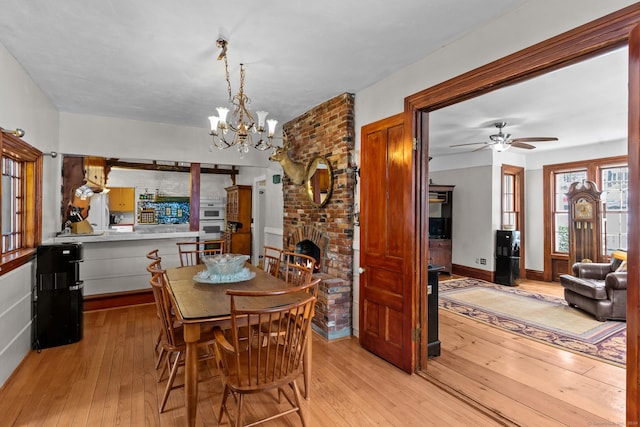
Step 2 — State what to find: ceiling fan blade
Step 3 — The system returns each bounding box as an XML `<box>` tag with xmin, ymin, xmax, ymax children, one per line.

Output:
<box><xmin>449</xmin><ymin>142</ymin><xmax>487</xmax><ymax>147</ymax></box>
<box><xmin>510</xmin><ymin>141</ymin><xmax>536</xmax><ymax>149</ymax></box>
<box><xmin>473</xmin><ymin>144</ymin><xmax>492</xmax><ymax>152</ymax></box>
<box><xmin>511</xmin><ymin>137</ymin><xmax>558</xmax><ymax>143</ymax></box>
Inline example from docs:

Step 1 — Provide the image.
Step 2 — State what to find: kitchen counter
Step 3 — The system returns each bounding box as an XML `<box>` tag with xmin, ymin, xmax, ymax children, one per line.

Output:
<box><xmin>49</xmin><ymin>228</ymin><xmax>198</xmax><ymax>244</ymax></box>
<box><xmin>43</xmin><ymin>229</ymin><xmax>202</xmax><ymax>297</ymax></box>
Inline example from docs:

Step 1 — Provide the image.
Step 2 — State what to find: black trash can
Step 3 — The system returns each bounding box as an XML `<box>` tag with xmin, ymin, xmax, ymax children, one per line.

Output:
<box><xmin>33</xmin><ymin>243</ymin><xmax>84</xmax><ymax>349</ymax></box>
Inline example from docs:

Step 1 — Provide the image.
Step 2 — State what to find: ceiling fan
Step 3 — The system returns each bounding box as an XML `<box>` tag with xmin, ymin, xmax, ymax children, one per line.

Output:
<box><xmin>450</xmin><ymin>122</ymin><xmax>558</xmax><ymax>152</ymax></box>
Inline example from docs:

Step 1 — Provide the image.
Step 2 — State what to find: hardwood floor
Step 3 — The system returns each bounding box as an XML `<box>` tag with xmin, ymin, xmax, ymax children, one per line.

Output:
<box><xmin>0</xmin><ymin>304</ymin><xmax>495</xmax><ymax>427</ymax></box>
<box><xmin>0</xmin><ymin>279</ymin><xmax>625</xmax><ymax>426</ymax></box>
<box><xmin>423</xmin><ymin>276</ymin><xmax>626</xmax><ymax>426</ymax></box>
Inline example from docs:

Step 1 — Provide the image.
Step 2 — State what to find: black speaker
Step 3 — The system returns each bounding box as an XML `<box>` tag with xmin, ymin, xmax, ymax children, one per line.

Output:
<box><xmin>495</xmin><ymin>256</ymin><xmax>520</xmax><ymax>286</ymax></box>
<box><xmin>496</xmin><ymin>230</ymin><xmax>520</xmax><ymax>257</ymax></box>
<box><xmin>496</xmin><ymin>230</ymin><xmax>520</xmax><ymax>286</ymax></box>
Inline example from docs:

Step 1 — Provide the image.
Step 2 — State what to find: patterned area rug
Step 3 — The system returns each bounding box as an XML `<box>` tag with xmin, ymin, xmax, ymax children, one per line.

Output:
<box><xmin>439</xmin><ymin>278</ymin><xmax>626</xmax><ymax>367</ymax></box>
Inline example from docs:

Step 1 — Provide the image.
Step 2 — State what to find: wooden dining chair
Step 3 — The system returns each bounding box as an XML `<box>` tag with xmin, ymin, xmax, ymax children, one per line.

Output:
<box><xmin>282</xmin><ymin>251</ymin><xmax>315</xmax><ymax>286</ymax></box>
<box><xmin>149</xmin><ymin>270</ymin><xmax>217</xmax><ymax>413</ymax></box>
<box><xmin>176</xmin><ymin>240</ymin><xmax>225</xmax><ymax>266</ymax></box>
<box><xmin>146</xmin><ymin>248</ymin><xmax>162</xmax><ymax>262</ymax></box>
<box><xmin>147</xmin><ymin>258</ymin><xmax>187</xmax><ymax>379</ymax></box>
<box><xmin>213</xmin><ymin>281</ymin><xmax>319</xmax><ymax>427</ymax></box>
<box><xmin>146</xmin><ymin>255</ymin><xmax>165</xmax><ymax>369</ymax></box>
<box><xmin>260</xmin><ymin>277</ymin><xmax>321</xmax><ymax>400</ymax></box>
<box><xmin>262</xmin><ymin>245</ymin><xmax>283</xmax><ymax>277</ymax></box>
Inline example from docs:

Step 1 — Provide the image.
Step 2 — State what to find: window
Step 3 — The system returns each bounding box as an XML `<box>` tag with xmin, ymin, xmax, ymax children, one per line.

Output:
<box><xmin>502</xmin><ymin>173</ymin><xmax>516</xmax><ymax>229</ymax></box>
<box><xmin>544</xmin><ymin>156</ymin><xmax>627</xmax><ymax>258</ymax></box>
<box><xmin>501</xmin><ymin>165</ymin><xmax>524</xmax><ymax>231</ymax></box>
<box><xmin>2</xmin><ymin>156</ymin><xmax>24</xmax><ymax>252</ymax></box>
<box><xmin>553</xmin><ymin>170</ymin><xmax>587</xmax><ymax>252</ymax></box>
<box><xmin>601</xmin><ymin>165</ymin><xmax>628</xmax><ymax>253</ymax></box>
<box><xmin>0</xmin><ymin>129</ymin><xmax>42</xmax><ymax>274</ymax></box>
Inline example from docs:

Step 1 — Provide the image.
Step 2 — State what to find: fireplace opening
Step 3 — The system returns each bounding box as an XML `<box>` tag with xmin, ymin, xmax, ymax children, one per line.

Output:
<box><xmin>294</xmin><ymin>239</ymin><xmax>321</xmax><ymax>273</ymax></box>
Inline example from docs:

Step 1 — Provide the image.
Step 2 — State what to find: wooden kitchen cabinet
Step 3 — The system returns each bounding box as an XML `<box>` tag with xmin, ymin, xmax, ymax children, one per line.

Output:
<box><xmin>108</xmin><ymin>187</ymin><xmax>135</xmax><ymax>212</ymax></box>
<box><xmin>223</xmin><ymin>231</ymin><xmax>251</xmax><ymax>256</ymax></box>
<box><xmin>225</xmin><ymin>185</ymin><xmax>252</xmax><ymax>255</ymax></box>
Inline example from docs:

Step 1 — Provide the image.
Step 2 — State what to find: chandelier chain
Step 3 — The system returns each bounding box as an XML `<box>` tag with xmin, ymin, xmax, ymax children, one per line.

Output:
<box><xmin>223</xmin><ymin>54</ymin><xmax>233</xmax><ymax>102</ymax></box>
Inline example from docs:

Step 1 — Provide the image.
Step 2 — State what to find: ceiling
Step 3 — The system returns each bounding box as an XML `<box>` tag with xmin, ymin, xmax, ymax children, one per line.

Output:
<box><xmin>0</xmin><ymin>1</ymin><xmax>627</xmax><ymax>158</ymax></box>
<box><xmin>429</xmin><ymin>46</ymin><xmax>628</xmax><ymax>157</ymax></box>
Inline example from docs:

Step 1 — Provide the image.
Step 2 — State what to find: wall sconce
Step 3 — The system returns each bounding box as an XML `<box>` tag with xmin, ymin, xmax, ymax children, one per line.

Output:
<box><xmin>2</xmin><ymin>128</ymin><xmax>25</xmax><ymax>138</ymax></box>
<box><xmin>348</xmin><ymin>150</ymin><xmax>360</xmax><ymax>185</ymax></box>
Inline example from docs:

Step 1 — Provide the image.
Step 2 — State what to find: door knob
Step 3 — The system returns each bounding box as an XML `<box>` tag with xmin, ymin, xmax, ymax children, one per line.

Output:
<box><xmin>358</xmin><ymin>267</ymin><xmax>365</xmax><ymax>274</ymax></box>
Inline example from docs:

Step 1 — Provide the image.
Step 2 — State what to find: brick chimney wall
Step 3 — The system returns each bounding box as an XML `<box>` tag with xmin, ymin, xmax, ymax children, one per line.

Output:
<box><xmin>281</xmin><ymin>92</ymin><xmax>355</xmax><ymax>339</ymax></box>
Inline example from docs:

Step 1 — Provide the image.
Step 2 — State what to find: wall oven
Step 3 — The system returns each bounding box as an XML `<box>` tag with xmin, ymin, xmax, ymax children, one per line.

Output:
<box><xmin>199</xmin><ymin>199</ymin><xmax>226</xmax><ymax>240</ymax></box>
<box><xmin>200</xmin><ymin>199</ymin><xmax>225</xmax><ymax>221</ymax></box>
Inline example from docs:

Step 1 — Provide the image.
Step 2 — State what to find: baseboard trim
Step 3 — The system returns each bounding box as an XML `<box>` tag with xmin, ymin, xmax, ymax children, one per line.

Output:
<box><xmin>452</xmin><ymin>264</ymin><xmax>493</xmax><ymax>282</ymax></box>
<box><xmin>525</xmin><ymin>269</ymin><xmax>545</xmax><ymax>281</ymax></box>
<box><xmin>84</xmin><ymin>289</ymin><xmax>154</xmax><ymax>311</ymax></box>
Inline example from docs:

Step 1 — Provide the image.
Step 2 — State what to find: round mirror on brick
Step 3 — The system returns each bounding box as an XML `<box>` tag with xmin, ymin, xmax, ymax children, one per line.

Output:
<box><xmin>304</xmin><ymin>156</ymin><xmax>333</xmax><ymax>207</ymax></box>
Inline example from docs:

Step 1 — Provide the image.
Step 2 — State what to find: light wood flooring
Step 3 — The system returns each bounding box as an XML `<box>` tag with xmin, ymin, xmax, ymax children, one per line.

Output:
<box><xmin>0</xmin><ymin>279</ymin><xmax>626</xmax><ymax>426</ymax></box>
<box><xmin>423</xmin><ymin>277</ymin><xmax>626</xmax><ymax>426</ymax></box>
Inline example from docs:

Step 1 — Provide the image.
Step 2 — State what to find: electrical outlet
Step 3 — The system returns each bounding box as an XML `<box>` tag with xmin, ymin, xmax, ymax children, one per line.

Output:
<box><xmin>480</xmin><ymin>258</ymin><xmax>486</xmax><ymax>265</ymax></box>
<box><xmin>475</xmin><ymin>258</ymin><xmax>479</xmax><ymax>264</ymax></box>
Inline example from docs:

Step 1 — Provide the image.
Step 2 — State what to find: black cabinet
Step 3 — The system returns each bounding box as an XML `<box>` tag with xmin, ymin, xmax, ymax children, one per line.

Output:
<box><xmin>428</xmin><ymin>185</ymin><xmax>455</xmax><ymax>274</ymax></box>
<box><xmin>33</xmin><ymin>243</ymin><xmax>84</xmax><ymax>349</ymax></box>
<box><xmin>427</xmin><ymin>266</ymin><xmax>444</xmax><ymax>357</ymax></box>
<box><xmin>495</xmin><ymin>230</ymin><xmax>520</xmax><ymax>286</ymax></box>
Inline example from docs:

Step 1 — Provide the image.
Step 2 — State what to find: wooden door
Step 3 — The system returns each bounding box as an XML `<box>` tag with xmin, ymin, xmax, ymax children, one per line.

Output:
<box><xmin>627</xmin><ymin>22</ymin><xmax>640</xmax><ymax>424</ymax></box>
<box><xmin>359</xmin><ymin>113</ymin><xmax>416</xmax><ymax>373</ymax></box>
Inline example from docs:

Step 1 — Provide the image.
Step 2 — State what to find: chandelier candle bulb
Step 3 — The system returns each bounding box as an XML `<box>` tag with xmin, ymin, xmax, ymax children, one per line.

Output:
<box><xmin>267</xmin><ymin>119</ymin><xmax>277</xmax><ymax>137</ymax></box>
<box><xmin>208</xmin><ymin>116</ymin><xmax>220</xmax><ymax>135</ymax></box>
<box><xmin>256</xmin><ymin>110</ymin><xmax>268</xmax><ymax>131</ymax></box>
<box><xmin>216</xmin><ymin>107</ymin><xmax>229</xmax><ymax>131</ymax></box>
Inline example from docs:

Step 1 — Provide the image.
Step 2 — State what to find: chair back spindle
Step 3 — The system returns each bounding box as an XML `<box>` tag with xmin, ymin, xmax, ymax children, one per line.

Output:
<box><xmin>262</xmin><ymin>245</ymin><xmax>283</xmax><ymax>277</ymax></box>
<box><xmin>176</xmin><ymin>240</ymin><xmax>225</xmax><ymax>266</ymax></box>
<box><xmin>282</xmin><ymin>251</ymin><xmax>314</xmax><ymax>286</ymax></box>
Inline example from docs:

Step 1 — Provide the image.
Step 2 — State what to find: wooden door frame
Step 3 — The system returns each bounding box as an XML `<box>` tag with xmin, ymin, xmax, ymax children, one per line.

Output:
<box><xmin>501</xmin><ymin>164</ymin><xmax>525</xmax><ymax>280</ymax></box>
<box><xmin>405</xmin><ymin>4</ymin><xmax>640</xmax><ymax>422</ymax></box>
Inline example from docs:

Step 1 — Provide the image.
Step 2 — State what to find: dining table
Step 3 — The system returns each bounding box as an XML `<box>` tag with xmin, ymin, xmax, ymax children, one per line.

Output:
<box><xmin>164</xmin><ymin>262</ymin><xmax>308</xmax><ymax>427</ymax></box>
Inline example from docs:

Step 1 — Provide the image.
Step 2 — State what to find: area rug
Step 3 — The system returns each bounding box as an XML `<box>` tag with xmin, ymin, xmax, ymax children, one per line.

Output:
<box><xmin>439</xmin><ymin>278</ymin><xmax>626</xmax><ymax>367</ymax></box>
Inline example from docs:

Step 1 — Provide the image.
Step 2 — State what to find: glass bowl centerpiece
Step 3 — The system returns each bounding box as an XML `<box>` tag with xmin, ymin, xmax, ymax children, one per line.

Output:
<box><xmin>194</xmin><ymin>254</ymin><xmax>254</xmax><ymax>284</ymax></box>
<box><xmin>201</xmin><ymin>253</ymin><xmax>250</xmax><ymax>275</ymax></box>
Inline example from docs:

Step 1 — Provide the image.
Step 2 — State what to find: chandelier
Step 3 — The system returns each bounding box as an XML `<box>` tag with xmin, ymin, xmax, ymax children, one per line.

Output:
<box><xmin>208</xmin><ymin>38</ymin><xmax>277</xmax><ymax>157</ymax></box>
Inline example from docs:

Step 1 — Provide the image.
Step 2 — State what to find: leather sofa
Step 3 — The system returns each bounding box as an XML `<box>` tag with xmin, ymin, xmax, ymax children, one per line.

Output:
<box><xmin>559</xmin><ymin>261</ymin><xmax>627</xmax><ymax>321</ymax></box>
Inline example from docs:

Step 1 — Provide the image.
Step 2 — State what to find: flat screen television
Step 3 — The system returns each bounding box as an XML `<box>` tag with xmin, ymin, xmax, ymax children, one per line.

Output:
<box><xmin>429</xmin><ymin>217</ymin><xmax>447</xmax><ymax>238</ymax></box>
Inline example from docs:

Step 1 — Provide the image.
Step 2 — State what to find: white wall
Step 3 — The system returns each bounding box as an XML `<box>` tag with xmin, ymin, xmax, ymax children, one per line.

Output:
<box><xmin>59</xmin><ymin>113</ymin><xmax>272</xmax><ymax>168</ymax></box>
<box><xmin>0</xmin><ymin>42</ymin><xmax>59</xmax><ymax>387</ymax></box>
<box><xmin>430</xmin><ymin>166</ymin><xmax>496</xmax><ymax>270</ymax></box>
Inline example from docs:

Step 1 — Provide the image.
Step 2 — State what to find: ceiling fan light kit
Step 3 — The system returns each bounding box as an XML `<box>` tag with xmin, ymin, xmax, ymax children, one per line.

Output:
<box><xmin>450</xmin><ymin>121</ymin><xmax>558</xmax><ymax>152</ymax></box>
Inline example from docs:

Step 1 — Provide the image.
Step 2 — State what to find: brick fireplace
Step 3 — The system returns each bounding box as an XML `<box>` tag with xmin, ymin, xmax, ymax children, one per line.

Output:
<box><xmin>282</xmin><ymin>92</ymin><xmax>355</xmax><ymax>340</ymax></box>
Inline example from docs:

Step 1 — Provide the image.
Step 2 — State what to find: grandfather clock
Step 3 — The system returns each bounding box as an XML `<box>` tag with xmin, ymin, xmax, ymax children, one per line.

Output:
<box><xmin>566</xmin><ymin>181</ymin><xmax>606</xmax><ymax>267</ymax></box>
